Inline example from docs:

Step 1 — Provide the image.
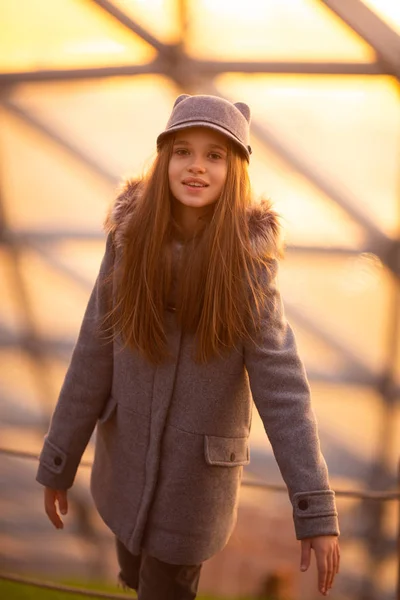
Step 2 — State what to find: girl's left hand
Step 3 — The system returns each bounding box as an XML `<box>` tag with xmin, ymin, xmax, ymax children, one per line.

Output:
<box><xmin>300</xmin><ymin>535</ymin><xmax>340</xmax><ymax>596</ymax></box>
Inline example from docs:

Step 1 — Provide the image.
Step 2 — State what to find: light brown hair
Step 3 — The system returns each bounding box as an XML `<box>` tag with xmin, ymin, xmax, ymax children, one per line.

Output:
<box><xmin>105</xmin><ymin>139</ymin><xmax>280</xmax><ymax>364</ymax></box>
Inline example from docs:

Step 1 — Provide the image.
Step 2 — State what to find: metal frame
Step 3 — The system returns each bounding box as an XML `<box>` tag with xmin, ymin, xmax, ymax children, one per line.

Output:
<box><xmin>0</xmin><ymin>1</ymin><xmax>399</xmax><ymax>598</ymax></box>
<box><xmin>321</xmin><ymin>0</ymin><xmax>400</xmax><ymax>78</ymax></box>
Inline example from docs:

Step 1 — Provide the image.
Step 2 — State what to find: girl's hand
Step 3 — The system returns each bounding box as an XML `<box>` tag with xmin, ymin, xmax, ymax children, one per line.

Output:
<box><xmin>44</xmin><ymin>487</ymin><xmax>68</xmax><ymax>529</ymax></box>
<box><xmin>300</xmin><ymin>535</ymin><xmax>340</xmax><ymax>596</ymax></box>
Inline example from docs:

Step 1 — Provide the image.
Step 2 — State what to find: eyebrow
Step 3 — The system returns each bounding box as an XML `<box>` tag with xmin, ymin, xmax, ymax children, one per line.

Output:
<box><xmin>173</xmin><ymin>140</ymin><xmax>227</xmax><ymax>152</ymax></box>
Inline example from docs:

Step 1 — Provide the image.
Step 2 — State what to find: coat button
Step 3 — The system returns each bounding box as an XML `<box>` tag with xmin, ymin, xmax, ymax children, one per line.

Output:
<box><xmin>298</xmin><ymin>499</ymin><xmax>309</xmax><ymax>511</ymax></box>
<box><xmin>230</xmin><ymin>452</ymin><xmax>236</xmax><ymax>462</ymax></box>
<box><xmin>54</xmin><ymin>456</ymin><xmax>62</xmax><ymax>466</ymax></box>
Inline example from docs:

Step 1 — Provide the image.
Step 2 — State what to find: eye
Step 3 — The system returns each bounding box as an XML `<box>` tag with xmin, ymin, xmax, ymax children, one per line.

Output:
<box><xmin>208</xmin><ymin>152</ymin><xmax>223</xmax><ymax>160</ymax></box>
<box><xmin>174</xmin><ymin>148</ymin><xmax>190</xmax><ymax>156</ymax></box>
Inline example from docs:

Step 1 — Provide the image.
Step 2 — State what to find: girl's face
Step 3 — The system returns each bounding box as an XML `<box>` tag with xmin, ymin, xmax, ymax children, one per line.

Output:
<box><xmin>168</xmin><ymin>127</ymin><xmax>228</xmax><ymax>211</ymax></box>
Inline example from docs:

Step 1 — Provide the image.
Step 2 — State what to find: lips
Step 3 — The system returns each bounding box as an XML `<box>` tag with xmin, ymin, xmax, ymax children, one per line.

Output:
<box><xmin>182</xmin><ymin>177</ymin><xmax>209</xmax><ymax>188</ymax></box>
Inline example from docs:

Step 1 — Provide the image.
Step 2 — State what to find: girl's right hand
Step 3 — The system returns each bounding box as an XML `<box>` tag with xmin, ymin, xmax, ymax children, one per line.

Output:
<box><xmin>44</xmin><ymin>487</ymin><xmax>68</xmax><ymax>529</ymax></box>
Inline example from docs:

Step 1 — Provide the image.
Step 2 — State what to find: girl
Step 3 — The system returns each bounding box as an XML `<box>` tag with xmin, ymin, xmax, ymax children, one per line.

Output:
<box><xmin>37</xmin><ymin>94</ymin><xmax>340</xmax><ymax>599</ymax></box>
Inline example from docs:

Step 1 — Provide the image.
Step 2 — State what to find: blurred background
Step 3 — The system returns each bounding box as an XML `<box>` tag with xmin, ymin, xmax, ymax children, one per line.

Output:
<box><xmin>0</xmin><ymin>1</ymin><xmax>399</xmax><ymax>599</ymax></box>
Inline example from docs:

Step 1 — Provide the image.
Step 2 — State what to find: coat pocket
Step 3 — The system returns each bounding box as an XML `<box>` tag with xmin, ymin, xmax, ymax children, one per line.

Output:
<box><xmin>204</xmin><ymin>435</ymin><xmax>250</xmax><ymax>467</ymax></box>
<box><xmin>98</xmin><ymin>395</ymin><xmax>117</xmax><ymax>424</ymax></box>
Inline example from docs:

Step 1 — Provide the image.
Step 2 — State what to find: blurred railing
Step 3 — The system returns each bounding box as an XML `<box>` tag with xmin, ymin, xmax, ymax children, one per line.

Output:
<box><xmin>0</xmin><ymin>572</ymin><xmax>129</xmax><ymax>600</ymax></box>
<box><xmin>0</xmin><ymin>446</ymin><xmax>399</xmax><ymax>600</ymax></box>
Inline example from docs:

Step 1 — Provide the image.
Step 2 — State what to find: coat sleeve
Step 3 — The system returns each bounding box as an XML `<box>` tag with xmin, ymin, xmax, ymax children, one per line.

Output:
<box><xmin>36</xmin><ymin>234</ymin><xmax>115</xmax><ymax>490</ymax></box>
<box><xmin>244</xmin><ymin>260</ymin><xmax>339</xmax><ymax>540</ymax></box>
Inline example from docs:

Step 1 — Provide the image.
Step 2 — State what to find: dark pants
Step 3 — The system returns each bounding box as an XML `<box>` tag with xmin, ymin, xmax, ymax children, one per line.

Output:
<box><xmin>115</xmin><ymin>538</ymin><xmax>202</xmax><ymax>600</ymax></box>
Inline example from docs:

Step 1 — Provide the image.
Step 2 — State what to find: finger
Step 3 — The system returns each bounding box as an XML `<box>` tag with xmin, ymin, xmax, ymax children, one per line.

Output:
<box><xmin>314</xmin><ymin>547</ymin><xmax>328</xmax><ymax>596</ymax></box>
<box><xmin>300</xmin><ymin>539</ymin><xmax>311</xmax><ymax>572</ymax></box>
<box><xmin>45</xmin><ymin>499</ymin><xmax>63</xmax><ymax>528</ymax></box>
<box><xmin>336</xmin><ymin>543</ymin><xmax>340</xmax><ymax>574</ymax></box>
<box><xmin>328</xmin><ymin>542</ymin><xmax>340</xmax><ymax>587</ymax></box>
<box><xmin>57</xmin><ymin>490</ymin><xmax>68</xmax><ymax>516</ymax></box>
<box><xmin>44</xmin><ymin>489</ymin><xmax>63</xmax><ymax>529</ymax></box>
<box><xmin>327</xmin><ymin>549</ymin><xmax>335</xmax><ymax>590</ymax></box>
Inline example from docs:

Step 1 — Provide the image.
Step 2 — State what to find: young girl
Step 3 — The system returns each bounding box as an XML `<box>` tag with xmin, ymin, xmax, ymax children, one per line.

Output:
<box><xmin>37</xmin><ymin>94</ymin><xmax>340</xmax><ymax>599</ymax></box>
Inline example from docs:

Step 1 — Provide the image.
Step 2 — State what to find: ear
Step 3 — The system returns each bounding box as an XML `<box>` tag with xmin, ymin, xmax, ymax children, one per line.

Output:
<box><xmin>234</xmin><ymin>102</ymin><xmax>251</xmax><ymax>123</ymax></box>
<box><xmin>173</xmin><ymin>94</ymin><xmax>191</xmax><ymax>108</ymax></box>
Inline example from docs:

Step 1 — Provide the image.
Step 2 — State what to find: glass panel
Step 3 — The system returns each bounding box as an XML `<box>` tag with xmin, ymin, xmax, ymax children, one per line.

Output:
<box><xmin>287</xmin><ymin>317</ymin><xmax>350</xmax><ymax>376</ymax></box>
<box><xmin>396</xmin><ymin>322</ymin><xmax>400</xmax><ymax>387</ymax></box>
<box><xmin>44</xmin><ymin>239</ymin><xmax>108</xmax><ymax>283</ymax></box>
<box><xmin>249</xmin><ymin>138</ymin><xmax>366</xmax><ymax>248</ymax></box>
<box><xmin>1</xmin><ymin>109</ymin><xmax>113</xmax><ymax>231</ymax></box>
<box><xmin>0</xmin><ymin>426</ymin><xmax>44</xmax><ymax>456</ymax></box>
<box><xmin>0</xmin><ymin>0</ymin><xmax>155</xmax><ymax>73</ymax></box>
<box><xmin>279</xmin><ymin>253</ymin><xmax>392</xmax><ymax>374</ymax></box>
<box><xmin>0</xmin><ymin>249</ymin><xmax>24</xmax><ymax>335</ymax></box>
<box><xmin>18</xmin><ymin>247</ymin><xmax>98</xmax><ymax>339</ymax></box>
<box><xmin>218</xmin><ymin>74</ymin><xmax>400</xmax><ymax>237</ymax></box>
<box><xmin>7</xmin><ymin>76</ymin><xmax>179</xmax><ymax>179</ymax></box>
<box><xmin>0</xmin><ymin>349</ymin><xmax>44</xmax><ymax>416</ymax></box>
<box><xmin>250</xmin><ymin>382</ymin><xmax>385</xmax><ymax>483</ymax></box>
<box><xmin>186</xmin><ymin>0</ymin><xmax>375</xmax><ymax>61</ymax></box>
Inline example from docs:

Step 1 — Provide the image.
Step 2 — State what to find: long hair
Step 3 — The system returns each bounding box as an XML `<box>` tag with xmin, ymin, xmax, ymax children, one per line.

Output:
<box><xmin>105</xmin><ymin>139</ymin><xmax>279</xmax><ymax>364</ymax></box>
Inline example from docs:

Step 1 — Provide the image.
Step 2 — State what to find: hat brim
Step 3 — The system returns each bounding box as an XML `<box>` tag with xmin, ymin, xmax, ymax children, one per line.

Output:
<box><xmin>157</xmin><ymin>121</ymin><xmax>251</xmax><ymax>161</ymax></box>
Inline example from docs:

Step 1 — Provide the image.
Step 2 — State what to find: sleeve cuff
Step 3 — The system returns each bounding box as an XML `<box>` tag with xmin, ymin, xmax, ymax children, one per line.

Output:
<box><xmin>292</xmin><ymin>490</ymin><xmax>340</xmax><ymax>539</ymax></box>
<box><xmin>36</xmin><ymin>437</ymin><xmax>80</xmax><ymax>490</ymax></box>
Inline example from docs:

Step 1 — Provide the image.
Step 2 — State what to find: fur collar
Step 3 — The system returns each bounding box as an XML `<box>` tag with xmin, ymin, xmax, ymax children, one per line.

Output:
<box><xmin>105</xmin><ymin>178</ymin><xmax>282</xmax><ymax>259</ymax></box>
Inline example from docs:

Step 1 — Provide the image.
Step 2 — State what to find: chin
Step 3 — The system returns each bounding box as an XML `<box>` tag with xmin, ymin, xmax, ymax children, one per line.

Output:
<box><xmin>175</xmin><ymin>194</ymin><xmax>217</xmax><ymax>209</ymax></box>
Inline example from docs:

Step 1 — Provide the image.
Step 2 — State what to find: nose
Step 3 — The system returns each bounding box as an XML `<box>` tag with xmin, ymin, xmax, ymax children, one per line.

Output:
<box><xmin>187</xmin><ymin>155</ymin><xmax>206</xmax><ymax>174</ymax></box>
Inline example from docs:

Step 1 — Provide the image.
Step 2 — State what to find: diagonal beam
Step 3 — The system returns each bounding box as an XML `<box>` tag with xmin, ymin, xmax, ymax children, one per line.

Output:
<box><xmin>321</xmin><ymin>0</ymin><xmax>400</xmax><ymax>79</ymax></box>
<box><xmin>89</xmin><ymin>0</ymin><xmax>171</xmax><ymax>56</ymax></box>
<box><xmin>251</xmin><ymin>121</ymin><xmax>399</xmax><ymax>279</ymax></box>
<box><xmin>207</xmin><ymin>83</ymin><xmax>395</xmax><ymax>273</ymax></box>
<box><xmin>1</xmin><ymin>99</ymin><xmax>118</xmax><ymax>185</ymax></box>
<box><xmin>250</xmin><ymin>118</ymin><xmax>389</xmax><ymax>246</ymax></box>
<box><xmin>284</xmin><ymin>300</ymin><xmax>374</xmax><ymax>380</ymax></box>
<box><xmin>26</xmin><ymin>240</ymin><xmax>95</xmax><ymax>290</ymax></box>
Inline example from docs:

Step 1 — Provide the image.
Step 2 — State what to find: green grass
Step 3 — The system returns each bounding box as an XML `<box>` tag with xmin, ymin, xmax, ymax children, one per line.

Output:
<box><xmin>0</xmin><ymin>579</ymin><xmax>121</xmax><ymax>600</ymax></box>
<box><xmin>0</xmin><ymin>578</ymin><xmax>254</xmax><ymax>600</ymax></box>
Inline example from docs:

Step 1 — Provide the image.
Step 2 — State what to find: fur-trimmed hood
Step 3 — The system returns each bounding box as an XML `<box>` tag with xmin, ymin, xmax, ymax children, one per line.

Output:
<box><xmin>105</xmin><ymin>178</ymin><xmax>282</xmax><ymax>259</ymax></box>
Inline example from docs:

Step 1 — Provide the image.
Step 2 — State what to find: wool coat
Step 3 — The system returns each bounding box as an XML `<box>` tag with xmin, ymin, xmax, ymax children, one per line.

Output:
<box><xmin>37</xmin><ymin>180</ymin><xmax>339</xmax><ymax>565</ymax></box>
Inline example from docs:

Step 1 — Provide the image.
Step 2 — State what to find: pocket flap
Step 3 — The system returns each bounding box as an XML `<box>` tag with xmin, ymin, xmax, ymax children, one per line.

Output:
<box><xmin>204</xmin><ymin>435</ymin><xmax>250</xmax><ymax>467</ymax></box>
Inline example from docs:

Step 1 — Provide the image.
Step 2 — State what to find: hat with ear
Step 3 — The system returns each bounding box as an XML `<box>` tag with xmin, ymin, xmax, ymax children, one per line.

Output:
<box><xmin>157</xmin><ymin>94</ymin><xmax>252</xmax><ymax>161</ymax></box>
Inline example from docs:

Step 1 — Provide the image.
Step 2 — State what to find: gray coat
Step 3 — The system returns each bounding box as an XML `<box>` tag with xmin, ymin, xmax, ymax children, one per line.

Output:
<box><xmin>37</xmin><ymin>181</ymin><xmax>339</xmax><ymax>565</ymax></box>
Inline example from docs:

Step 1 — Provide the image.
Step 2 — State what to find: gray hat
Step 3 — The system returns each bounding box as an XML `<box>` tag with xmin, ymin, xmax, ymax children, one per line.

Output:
<box><xmin>157</xmin><ymin>94</ymin><xmax>252</xmax><ymax>161</ymax></box>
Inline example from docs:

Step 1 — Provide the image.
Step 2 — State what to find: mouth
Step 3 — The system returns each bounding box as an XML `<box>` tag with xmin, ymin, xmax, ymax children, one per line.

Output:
<box><xmin>182</xmin><ymin>177</ymin><xmax>209</xmax><ymax>188</ymax></box>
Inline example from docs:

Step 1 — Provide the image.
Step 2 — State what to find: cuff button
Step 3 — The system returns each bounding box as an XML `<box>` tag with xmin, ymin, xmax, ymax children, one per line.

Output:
<box><xmin>54</xmin><ymin>456</ymin><xmax>62</xmax><ymax>466</ymax></box>
<box><xmin>230</xmin><ymin>452</ymin><xmax>236</xmax><ymax>462</ymax></box>
<box><xmin>298</xmin><ymin>499</ymin><xmax>309</xmax><ymax>511</ymax></box>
